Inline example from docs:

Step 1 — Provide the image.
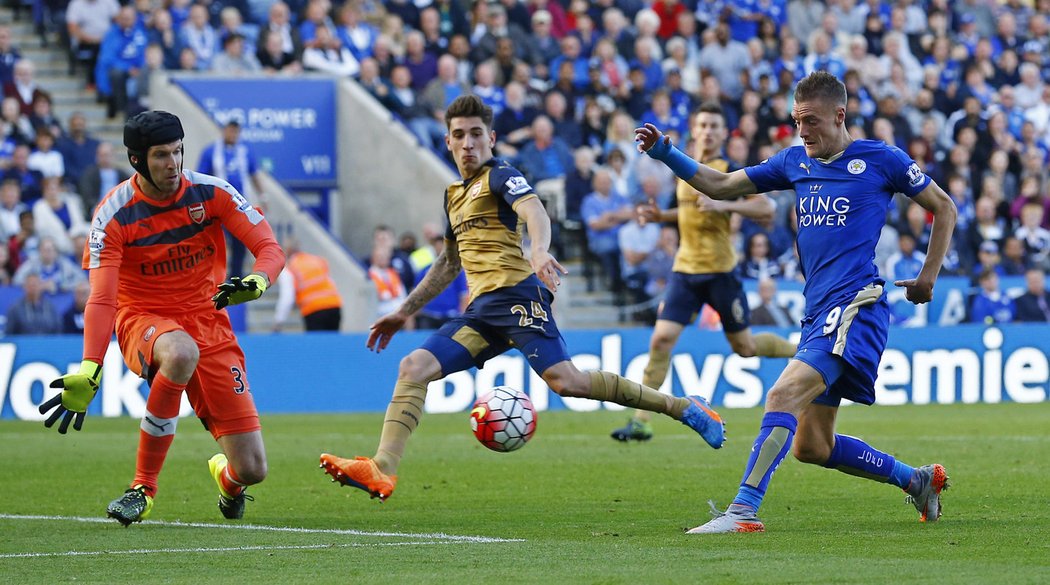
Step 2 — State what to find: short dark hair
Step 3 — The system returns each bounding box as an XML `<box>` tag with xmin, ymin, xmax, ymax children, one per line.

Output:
<box><xmin>444</xmin><ymin>94</ymin><xmax>493</xmax><ymax>130</ymax></box>
<box><xmin>695</xmin><ymin>101</ymin><xmax>725</xmax><ymax>122</ymax></box>
<box><xmin>794</xmin><ymin>71</ymin><xmax>847</xmax><ymax>107</ymax></box>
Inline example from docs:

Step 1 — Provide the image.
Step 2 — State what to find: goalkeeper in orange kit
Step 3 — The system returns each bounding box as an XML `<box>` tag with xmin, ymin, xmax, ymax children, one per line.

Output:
<box><xmin>39</xmin><ymin>111</ymin><xmax>285</xmax><ymax>525</ymax></box>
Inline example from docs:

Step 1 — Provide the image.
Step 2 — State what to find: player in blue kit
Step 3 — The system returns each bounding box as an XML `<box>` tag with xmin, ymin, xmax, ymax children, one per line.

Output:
<box><xmin>637</xmin><ymin>72</ymin><xmax>958</xmax><ymax>533</ymax></box>
<box><xmin>319</xmin><ymin>95</ymin><xmax>725</xmax><ymax>502</ymax></box>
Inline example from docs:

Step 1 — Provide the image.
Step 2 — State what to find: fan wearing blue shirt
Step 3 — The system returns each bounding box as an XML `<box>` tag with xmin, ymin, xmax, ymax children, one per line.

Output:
<box><xmin>637</xmin><ymin>71</ymin><xmax>959</xmax><ymax>534</ymax></box>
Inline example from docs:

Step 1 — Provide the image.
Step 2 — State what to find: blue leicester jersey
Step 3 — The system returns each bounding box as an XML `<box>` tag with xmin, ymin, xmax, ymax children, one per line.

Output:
<box><xmin>745</xmin><ymin>140</ymin><xmax>931</xmax><ymax>318</ymax></box>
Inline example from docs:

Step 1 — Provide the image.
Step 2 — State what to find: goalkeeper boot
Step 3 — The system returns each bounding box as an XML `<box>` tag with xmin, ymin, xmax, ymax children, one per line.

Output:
<box><xmin>679</xmin><ymin>395</ymin><xmax>726</xmax><ymax>449</ymax></box>
<box><xmin>686</xmin><ymin>501</ymin><xmax>765</xmax><ymax>534</ymax></box>
<box><xmin>610</xmin><ymin>418</ymin><xmax>654</xmax><ymax>442</ymax></box>
<box><xmin>209</xmin><ymin>454</ymin><xmax>253</xmax><ymax>520</ymax></box>
<box><xmin>904</xmin><ymin>464</ymin><xmax>949</xmax><ymax>522</ymax></box>
<box><xmin>106</xmin><ymin>485</ymin><xmax>153</xmax><ymax>527</ymax></box>
<box><xmin>320</xmin><ymin>454</ymin><xmax>397</xmax><ymax>501</ymax></box>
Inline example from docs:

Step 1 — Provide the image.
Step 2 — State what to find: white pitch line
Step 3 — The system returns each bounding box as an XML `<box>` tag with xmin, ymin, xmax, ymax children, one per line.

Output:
<box><xmin>0</xmin><ymin>514</ymin><xmax>524</xmax><ymax>544</ymax></box>
<box><xmin>0</xmin><ymin>541</ymin><xmax>451</xmax><ymax>559</ymax></box>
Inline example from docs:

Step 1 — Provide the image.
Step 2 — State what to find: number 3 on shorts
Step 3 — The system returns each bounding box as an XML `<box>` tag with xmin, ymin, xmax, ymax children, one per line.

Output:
<box><xmin>230</xmin><ymin>366</ymin><xmax>246</xmax><ymax>394</ymax></box>
<box><xmin>822</xmin><ymin>306</ymin><xmax>842</xmax><ymax>335</ymax></box>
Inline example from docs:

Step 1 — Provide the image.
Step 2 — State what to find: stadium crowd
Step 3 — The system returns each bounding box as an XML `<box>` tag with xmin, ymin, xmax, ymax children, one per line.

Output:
<box><xmin>4</xmin><ymin>0</ymin><xmax>1050</xmax><ymax>335</ymax></box>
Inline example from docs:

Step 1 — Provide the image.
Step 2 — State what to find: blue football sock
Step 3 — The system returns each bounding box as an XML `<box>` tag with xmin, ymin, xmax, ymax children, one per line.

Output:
<box><xmin>822</xmin><ymin>434</ymin><xmax>914</xmax><ymax>489</ymax></box>
<box><xmin>731</xmin><ymin>411</ymin><xmax>797</xmax><ymax>512</ymax></box>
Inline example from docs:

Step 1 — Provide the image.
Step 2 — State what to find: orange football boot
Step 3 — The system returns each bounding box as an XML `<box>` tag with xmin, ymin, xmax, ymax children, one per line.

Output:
<box><xmin>320</xmin><ymin>454</ymin><xmax>398</xmax><ymax>501</ymax></box>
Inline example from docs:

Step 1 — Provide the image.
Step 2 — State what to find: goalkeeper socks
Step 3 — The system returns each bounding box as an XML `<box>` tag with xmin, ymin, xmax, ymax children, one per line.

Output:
<box><xmin>752</xmin><ymin>333</ymin><xmax>798</xmax><ymax>358</ymax></box>
<box><xmin>133</xmin><ymin>372</ymin><xmax>185</xmax><ymax>497</ymax></box>
<box><xmin>822</xmin><ymin>434</ymin><xmax>913</xmax><ymax>488</ymax></box>
<box><xmin>587</xmin><ymin>370</ymin><xmax>690</xmax><ymax>418</ymax></box>
<box><xmin>374</xmin><ymin>380</ymin><xmax>427</xmax><ymax>476</ymax></box>
<box><xmin>634</xmin><ymin>349</ymin><xmax>672</xmax><ymax>423</ymax></box>
<box><xmin>731</xmin><ymin>412</ymin><xmax>797</xmax><ymax>511</ymax></box>
<box><xmin>220</xmin><ymin>464</ymin><xmax>246</xmax><ymax>497</ymax></box>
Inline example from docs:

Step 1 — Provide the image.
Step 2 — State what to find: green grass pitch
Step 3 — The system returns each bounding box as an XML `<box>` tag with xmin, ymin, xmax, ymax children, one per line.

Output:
<box><xmin>2</xmin><ymin>402</ymin><xmax>1049</xmax><ymax>584</ymax></box>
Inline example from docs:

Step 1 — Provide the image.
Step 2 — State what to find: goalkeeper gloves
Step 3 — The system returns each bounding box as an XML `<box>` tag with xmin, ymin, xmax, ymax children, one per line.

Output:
<box><xmin>212</xmin><ymin>274</ymin><xmax>268</xmax><ymax>309</ymax></box>
<box><xmin>39</xmin><ymin>360</ymin><xmax>102</xmax><ymax>434</ymax></box>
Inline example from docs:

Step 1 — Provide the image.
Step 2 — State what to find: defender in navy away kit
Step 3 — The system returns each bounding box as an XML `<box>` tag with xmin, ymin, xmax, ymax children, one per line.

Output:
<box><xmin>319</xmin><ymin>95</ymin><xmax>726</xmax><ymax>503</ymax></box>
<box><xmin>637</xmin><ymin>71</ymin><xmax>958</xmax><ymax>533</ymax></box>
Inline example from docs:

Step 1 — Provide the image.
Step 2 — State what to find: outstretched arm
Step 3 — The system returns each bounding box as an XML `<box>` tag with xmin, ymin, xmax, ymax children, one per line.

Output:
<box><xmin>696</xmin><ymin>194</ymin><xmax>775</xmax><ymax>222</ymax></box>
<box><xmin>636</xmin><ymin>123</ymin><xmax>758</xmax><ymax>200</ymax></box>
<box><xmin>516</xmin><ymin>196</ymin><xmax>567</xmax><ymax>291</ymax></box>
<box><xmin>367</xmin><ymin>239</ymin><xmax>463</xmax><ymax>352</ymax></box>
<box><xmin>895</xmin><ymin>182</ymin><xmax>957</xmax><ymax>304</ymax></box>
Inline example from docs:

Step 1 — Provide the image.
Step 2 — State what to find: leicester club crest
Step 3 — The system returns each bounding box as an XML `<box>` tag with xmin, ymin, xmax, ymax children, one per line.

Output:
<box><xmin>188</xmin><ymin>203</ymin><xmax>206</xmax><ymax>224</ymax></box>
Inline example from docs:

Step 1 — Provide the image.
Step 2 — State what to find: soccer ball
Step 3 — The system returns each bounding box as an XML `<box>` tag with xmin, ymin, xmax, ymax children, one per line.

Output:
<box><xmin>469</xmin><ymin>386</ymin><xmax>537</xmax><ymax>452</ymax></box>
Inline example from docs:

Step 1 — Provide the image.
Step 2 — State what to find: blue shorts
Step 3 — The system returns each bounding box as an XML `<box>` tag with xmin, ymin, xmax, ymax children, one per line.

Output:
<box><xmin>793</xmin><ymin>284</ymin><xmax>889</xmax><ymax>407</ymax></box>
<box><xmin>420</xmin><ymin>275</ymin><xmax>570</xmax><ymax>376</ymax></box>
<box><xmin>658</xmin><ymin>271</ymin><xmax>750</xmax><ymax>332</ymax></box>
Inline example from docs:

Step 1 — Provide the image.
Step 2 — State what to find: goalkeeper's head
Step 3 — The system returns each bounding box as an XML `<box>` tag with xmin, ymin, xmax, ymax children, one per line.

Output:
<box><xmin>124</xmin><ymin>110</ymin><xmax>185</xmax><ymax>193</ymax></box>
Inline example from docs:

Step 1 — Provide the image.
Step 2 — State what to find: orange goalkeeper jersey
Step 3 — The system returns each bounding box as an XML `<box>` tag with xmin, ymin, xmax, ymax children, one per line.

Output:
<box><xmin>81</xmin><ymin>170</ymin><xmax>284</xmax><ymax>363</ymax></box>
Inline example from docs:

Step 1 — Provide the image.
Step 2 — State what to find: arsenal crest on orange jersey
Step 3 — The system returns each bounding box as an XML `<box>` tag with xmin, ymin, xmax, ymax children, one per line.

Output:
<box><xmin>188</xmin><ymin>203</ymin><xmax>206</xmax><ymax>224</ymax></box>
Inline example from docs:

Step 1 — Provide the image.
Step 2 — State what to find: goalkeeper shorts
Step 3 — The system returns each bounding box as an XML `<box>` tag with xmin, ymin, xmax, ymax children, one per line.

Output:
<box><xmin>116</xmin><ymin>309</ymin><xmax>261</xmax><ymax>439</ymax></box>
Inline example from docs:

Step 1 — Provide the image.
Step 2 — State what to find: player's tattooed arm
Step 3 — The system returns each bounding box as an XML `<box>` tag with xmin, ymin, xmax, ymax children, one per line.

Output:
<box><xmin>399</xmin><ymin>238</ymin><xmax>462</xmax><ymax>315</ymax></box>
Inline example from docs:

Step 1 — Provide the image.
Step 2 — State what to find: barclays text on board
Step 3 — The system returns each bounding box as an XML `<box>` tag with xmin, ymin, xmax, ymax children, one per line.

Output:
<box><xmin>1</xmin><ymin>325</ymin><xmax>1047</xmax><ymax>421</ymax></box>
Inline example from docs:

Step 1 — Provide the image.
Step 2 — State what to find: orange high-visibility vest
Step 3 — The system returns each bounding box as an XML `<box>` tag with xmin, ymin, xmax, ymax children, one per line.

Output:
<box><xmin>368</xmin><ymin>265</ymin><xmax>405</xmax><ymax>301</ymax></box>
<box><xmin>287</xmin><ymin>252</ymin><xmax>342</xmax><ymax>317</ymax></box>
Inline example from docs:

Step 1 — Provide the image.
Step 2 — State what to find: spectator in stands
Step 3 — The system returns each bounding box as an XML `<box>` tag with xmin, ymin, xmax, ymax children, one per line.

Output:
<box><xmin>483</xmin><ymin>36</ymin><xmax>525</xmax><ymax>88</ymax></box>
<box><xmin>493</xmin><ymin>81</ymin><xmax>538</xmax><ymax>157</ymax></box>
<box><xmin>146</xmin><ymin>7</ymin><xmax>181</xmax><ymax>70</ymax></box>
<box><xmin>54</xmin><ymin>112</ymin><xmax>99</xmax><ymax>188</ymax></box>
<box><xmin>0</xmin><ymin>178</ymin><xmax>24</xmax><ymax>239</ymax></box>
<box><xmin>336</xmin><ymin>2</ymin><xmax>379</xmax><ymax>62</ymax></box>
<box><xmin>472</xmin><ymin>3</ymin><xmax>530</xmax><ymax>66</ymax></box>
<box><xmin>367</xmin><ymin>239</ymin><xmax>410</xmax><ymax>322</ymax></box>
<box><xmin>1015</xmin><ymin>201</ymin><xmax>1050</xmax><ymax>269</ymax></box>
<box><xmin>740</xmin><ymin>232</ymin><xmax>783</xmax><ymax>281</ymax></box>
<box><xmin>272</xmin><ymin>239</ymin><xmax>343</xmax><ymax>332</ymax></box>
<box><xmin>27</xmin><ymin>130</ymin><xmax>63</xmax><ymax>179</ymax></box>
<box><xmin>211</xmin><ymin>32</ymin><xmax>262</xmax><ymax>75</ymax></box>
<box><xmin>525</xmin><ymin>9</ymin><xmax>560</xmax><ymax>71</ymax></box>
<box><xmin>541</xmin><ymin>90</ymin><xmax>579</xmax><ymax>148</ymax></box>
<box><xmin>65</xmin><ymin>0</ymin><xmax>121</xmax><ymax>88</ymax></box>
<box><xmin>605</xmin><ymin>146</ymin><xmax>636</xmax><ymax>201</ymax></box>
<box><xmin>29</xmin><ymin>93</ymin><xmax>61</xmax><ymax>141</ymax></box>
<box><xmin>302</xmin><ymin>25</ymin><xmax>360</xmax><ymax>77</ymax></box>
<box><xmin>402</xmin><ymin>30</ymin><xmax>438</xmax><ymax>92</ymax></box>
<box><xmin>77</xmin><ymin>142</ymin><xmax>127</xmax><ymax>219</ymax></box>
<box><xmin>965</xmin><ymin>196</ymin><xmax>1008</xmax><ymax>262</ymax></box>
<box><xmin>472</xmin><ymin>62</ymin><xmax>506</xmax><ymax>115</ymax></box>
<box><xmin>618</xmin><ymin>209</ymin><xmax>659</xmax><ymax>307</ymax></box>
<box><xmin>180</xmin><ymin>3</ymin><xmax>219</xmax><ymax>71</ymax></box>
<box><xmin>1001</xmin><ymin>236</ymin><xmax>1029</xmax><ymax>276</ymax></box>
<box><xmin>970</xmin><ymin>240</ymin><xmax>1007</xmax><ymax>283</ymax></box>
<box><xmin>0</xmin><ymin>25</ymin><xmax>19</xmax><ymax>87</ymax></box>
<box><xmin>385</xmin><ymin>65</ymin><xmax>445</xmax><ymax>155</ymax></box>
<box><xmin>643</xmin><ymin>224</ymin><xmax>677</xmax><ymax>299</ymax></box>
<box><xmin>969</xmin><ymin>269</ymin><xmax>1016</xmax><ymax>325</ymax></box>
<box><xmin>33</xmin><ymin>177</ymin><xmax>87</xmax><ymax>257</ymax></box>
<box><xmin>563</xmin><ymin>146</ymin><xmax>594</xmax><ymax>226</ymax></box>
<box><xmin>0</xmin><ymin>95</ymin><xmax>33</xmax><ymax>151</ymax></box>
<box><xmin>581</xmin><ymin>167</ymin><xmax>632</xmax><ymax>296</ymax></box>
<box><xmin>4</xmin><ymin>271</ymin><xmax>60</xmax><ymax>335</ymax></box>
<box><xmin>1015</xmin><ymin>267</ymin><xmax>1050</xmax><ymax>323</ymax></box>
<box><xmin>96</xmin><ymin>5</ymin><xmax>148</xmax><ymax>118</ymax></box>
<box><xmin>257</xmin><ymin>28</ymin><xmax>302</xmax><ymax>75</ymax></box>
<box><xmin>368</xmin><ymin>225</ymin><xmax>414</xmax><ymax>296</ymax></box>
<box><xmin>218</xmin><ymin>5</ymin><xmax>259</xmax><ymax>55</ymax></box>
<box><xmin>1014</xmin><ymin>62</ymin><xmax>1044</xmax><ymax>110</ymax></box>
<box><xmin>5</xmin><ymin>210</ymin><xmax>37</xmax><ymax>273</ymax></box>
<box><xmin>750</xmin><ymin>278</ymin><xmax>795</xmax><ymax>328</ymax></box>
<box><xmin>262</xmin><ymin>1</ymin><xmax>301</xmax><ymax>61</ymax></box>
<box><xmin>3</xmin><ymin>144</ymin><xmax>43</xmax><ymax>203</ymax></box>
<box><xmin>516</xmin><ymin>115</ymin><xmax>573</xmax><ymax>184</ymax></box>
<box><xmin>886</xmin><ymin>232</ymin><xmax>927</xmax><ymax>282</ymax></box>
<box><xmin>3</xmin><ymin>60</ymin><xmax>48</xmax><ymax>118</ymax></box>
<box><xmin>13</xmin><ymin>236</ymin><xmax>84</xmax><ymax>294</ymax></box>
<box><xmin>62</xmin><ymin>279</ymin><xmax>90</xmax><ymax>334</ymax></box>
<box><xmin>421</xmin><ymin>54</ymin><xmax>470</xmax><ymax>115</ymax></box>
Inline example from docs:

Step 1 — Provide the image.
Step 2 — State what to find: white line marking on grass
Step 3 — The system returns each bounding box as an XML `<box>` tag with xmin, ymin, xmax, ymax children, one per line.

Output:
<box><xmin>0</xmin><ymin>514</ymin><xmax>525</xmax><ymax>545</ymax></box>
<box><xmin>0</xmin><ymin>541</ymin><xmax>451</xmax><ymax>559</ymax></box>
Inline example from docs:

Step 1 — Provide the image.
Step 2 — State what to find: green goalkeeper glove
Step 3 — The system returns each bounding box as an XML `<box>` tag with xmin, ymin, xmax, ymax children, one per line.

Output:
<box><xmin>212</xmin><ymin>274</ymin><xmax>268</xmax><ymax>309</ymax></box>
<box><xmin>39</xmin><ymin>360</ymin><xmax>102</xmax><ymax>434</ymax></box>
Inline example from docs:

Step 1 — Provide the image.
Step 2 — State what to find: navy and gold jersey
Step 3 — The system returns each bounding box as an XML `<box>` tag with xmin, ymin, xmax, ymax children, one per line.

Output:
<box><xmin>444</xmin><ymin>158</ymin><xmax>537</xmax><ymax>301</ymax></box>
<box><xmin>672</xmin><ymin>158</ymin><xmax>737</xmax><ymax>274</ymax></box>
